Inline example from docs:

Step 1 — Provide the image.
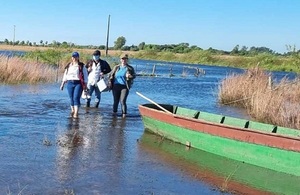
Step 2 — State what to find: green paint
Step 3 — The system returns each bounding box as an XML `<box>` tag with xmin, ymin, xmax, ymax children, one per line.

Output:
<box><xmin>276</xmin><ymin>126</ymin><xmax>300</xmax><ymax>137</ymax></box>
<box><xmin>142</xmin><ymin>116</ymin><xmax>300</xmax><ymax>177</ymax></box>
<box><xmin>248</xmin><ymin>121</ymin><xmax>275</xmax><ymax>133</ymax></box>
<box><xmin>140</xmin><ymin>132</ymin><xmax>300</xmax><ymax>194</ymax></box>
<box><xmin>198</xmin><ymin>111</ymin><xmax>225</xmax><ymax>123</ymax></box>
<box><xmin>175</xmin><ymin>106</ymin><xmax>199</xmax><ymax>118</ymax></box>
<box><xmin>222</xmin><ymin>116</ymin><xmax>248</xmax><ymax>128</ymax></box>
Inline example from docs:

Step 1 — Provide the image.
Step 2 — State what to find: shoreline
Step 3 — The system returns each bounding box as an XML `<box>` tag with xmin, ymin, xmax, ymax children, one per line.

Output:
<box><xmin>0</xmin><ymin>45</ymin><xmax>135</xmax><ymax>57</ymax></box>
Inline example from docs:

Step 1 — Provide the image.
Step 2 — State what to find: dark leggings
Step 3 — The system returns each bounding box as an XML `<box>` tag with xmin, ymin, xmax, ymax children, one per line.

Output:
<box><xmin>112</xmin><ymin>84</ymin><xmax>129</xmax><ymax>114</ymax></box>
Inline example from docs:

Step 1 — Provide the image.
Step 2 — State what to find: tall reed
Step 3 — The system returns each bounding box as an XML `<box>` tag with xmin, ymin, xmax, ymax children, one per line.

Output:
<box><xmin>218</xmin><ymin>66</ymin><xmax>300</xmax><ymax>129</ymax></box>
<box><xmin>0</xmin><ymin>55</ymin><xmax>58</xmax><ymax>84</ymax></box>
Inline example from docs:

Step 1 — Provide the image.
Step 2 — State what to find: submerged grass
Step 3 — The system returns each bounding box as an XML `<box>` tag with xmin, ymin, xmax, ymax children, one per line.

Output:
<box><xmin>218</xmin><ymin>66</ymin><xmax>300</xmax><ymax>129</ymax></box>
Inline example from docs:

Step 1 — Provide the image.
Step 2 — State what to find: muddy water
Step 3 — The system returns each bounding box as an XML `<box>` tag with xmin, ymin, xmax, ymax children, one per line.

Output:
<box><xmin>0</xmin><ymin>60</ymin><xmax>295</xmax><ymax>194</ymax></box>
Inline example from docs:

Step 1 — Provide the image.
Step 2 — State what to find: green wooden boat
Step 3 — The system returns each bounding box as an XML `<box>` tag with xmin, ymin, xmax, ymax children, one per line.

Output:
<box><xmin>139</xmin><ymin>132</ymin><xmax>300</xmax><ymax>195</ymax></box>
<box><xmin>138</xmin><ymin>103</ymin><xmax>300</xmax><ymax>177</ymax></box>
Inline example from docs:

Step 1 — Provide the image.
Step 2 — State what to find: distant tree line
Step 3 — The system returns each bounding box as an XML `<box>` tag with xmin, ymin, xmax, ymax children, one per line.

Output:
<box><xmin>1</xmin><ymin>36</ymin><xmax>299</xmax><ymax>57</ymax></box>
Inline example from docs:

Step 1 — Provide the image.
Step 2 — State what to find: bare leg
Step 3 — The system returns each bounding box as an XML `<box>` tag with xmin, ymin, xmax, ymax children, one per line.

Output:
<box><xmin>70</xmin><ymin>106</ymin><xmax>74</xmax><ymax>117</ymax></box>
<box><xmin>73</xmin><ymin>105</ymin><xmax>79</xmax><ymax>118</ymax></box>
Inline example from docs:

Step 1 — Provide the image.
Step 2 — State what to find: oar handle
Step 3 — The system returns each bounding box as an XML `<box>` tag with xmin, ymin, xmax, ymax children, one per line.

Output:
<box><xmin>136</xmin><ymin>92</ymin><xmax>173</xmax><ymax>115</ymax></box>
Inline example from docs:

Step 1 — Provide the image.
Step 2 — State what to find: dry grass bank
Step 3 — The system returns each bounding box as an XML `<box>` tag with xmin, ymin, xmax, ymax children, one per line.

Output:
<box><xmin>0</xmin><ymin>45</ymin><xmax>49</xmax><ymax>52</ymax></box>
<box><xmin>0</xmin><ymin>45</ymin><xmax>139</xmax><ymax>84</ymax></box>
<box><xmin>0</xmin><ymin>45</ymin><xmax>135</xmax><ymax>57</ymax></box>
<box><xmin>0</xmin><ymin>55</ymin><xmax>58</xmax><ymax>84</ymax></box>
<box><xmin>218</xmin><ymin>67</ymin><xmax>300</xmax><ymax>129</ymax></box>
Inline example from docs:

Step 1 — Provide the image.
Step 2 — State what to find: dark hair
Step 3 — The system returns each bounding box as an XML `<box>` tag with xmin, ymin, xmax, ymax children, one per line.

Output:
<box><xmin>93</xmin><ymin>50</ymin><xmax>101</xmax><ymax>56</ymax></box>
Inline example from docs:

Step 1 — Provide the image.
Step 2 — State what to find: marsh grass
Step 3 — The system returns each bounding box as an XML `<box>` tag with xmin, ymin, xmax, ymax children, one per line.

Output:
<box><xmin>0</xmin><ymin>55</ymin><xmax>57</xmax><ymax>84</ymax></box>
<box><xmin>219</xmin><ymin>66</ymin><xmax>300</xmax><ymax>129</ymax></box>
<box><xmin>220</xmin><ymin>164</ymin><xmax>241</xmax><ymax>193</ymax></box>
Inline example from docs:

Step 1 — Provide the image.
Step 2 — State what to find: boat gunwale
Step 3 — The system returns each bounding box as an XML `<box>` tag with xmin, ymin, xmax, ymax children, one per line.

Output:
<box><xmin>138</xmin><ymin>104</ymin><xmax>300</xmax><ymax>151</ymax></box>
<box><xmin>173</xmin><ymin>112</ymin><xmax>300</xmax><ymax>142</ymax></box>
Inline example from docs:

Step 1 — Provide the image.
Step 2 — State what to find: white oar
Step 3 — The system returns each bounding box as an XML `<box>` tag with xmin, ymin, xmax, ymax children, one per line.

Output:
<box><xmin>136</xmin><ymin>92</ymin><xmax>173</xmax><ymax>115</ymax></box>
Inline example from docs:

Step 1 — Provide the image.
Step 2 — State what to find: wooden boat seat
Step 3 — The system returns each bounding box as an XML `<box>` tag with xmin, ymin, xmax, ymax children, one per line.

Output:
<box><xmin>222</xmin><ymin>116</ymin><xmax>249</xmax><ymax>128</ymax></box>
<box><xmin>247</xmin><ymin>121</ymin><xmax>276</xmax><ymax>133</ymax></box>
<box><xmin>274</xmin><ymin>126</ymin><xmax>300</xmax><ymax>138</ymax></box>
<box><xmin>197</xmin><ymin>111</ymin><xmax>225</xmax><ymax>124</ymax></box>
<box><xmin>174</xmin><ymin>106</ymin><xmax>199</xmax><ymax>118</ymax></box>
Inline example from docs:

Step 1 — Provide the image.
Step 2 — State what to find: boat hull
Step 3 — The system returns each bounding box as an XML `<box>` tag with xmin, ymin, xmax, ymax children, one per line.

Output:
<box><xmin>140</xmin><ymin>132</ymin><xmax>300</xmax><ymax>195</ymax></box>
<box><xmin>138</xmin><ymin>104</ymin><xmax>300</xmax><ymax>177</ymax></box>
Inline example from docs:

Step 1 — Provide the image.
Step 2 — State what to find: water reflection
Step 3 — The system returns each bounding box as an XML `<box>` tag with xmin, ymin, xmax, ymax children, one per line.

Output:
<box><xmin>55</xmin><ymin>112</ymin><xmax>128</xmax><ymax>186</ymax></box>
<box><xmin>56</xmin><ymin>118</ymin><xmax>83</xmax><ymax>182</ymax></box>
<box><xmin>107</xmin><ymin>117</ymin><xmax>126</xmax><ymax>157</ymax></box>
<box><xmin>139</xmin><ymin>132</ymin><xmax>300</xmax><ymax>195</ymax></box>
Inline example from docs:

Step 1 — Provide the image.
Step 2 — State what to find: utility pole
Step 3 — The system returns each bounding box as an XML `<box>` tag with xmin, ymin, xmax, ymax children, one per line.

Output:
<box><xmin>13</xmin><ymin>25</ymin><xmax>16</xmax><ymax>46</ymax></box>
<box><xmin>105</xmin><ymin>15</ymin><xmax>110</xmax><ymax>56</ymax></box>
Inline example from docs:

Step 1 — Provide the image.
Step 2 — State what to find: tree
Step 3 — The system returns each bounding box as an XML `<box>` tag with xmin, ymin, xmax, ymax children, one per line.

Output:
<box><xmin>121</xmin><ymin>46</ymin><xmax>130</xmax><ymax>51</ymax></box>
<box><xmin>99</xmin><ymin>45</ymin><xmax>106</xmax><ymax>49</ymax></box>
<box><xmin>240</xmin><ymin>46</ymin><xmax>248</xmax><ymax>55</ymax></box>
<box><xmin>231</xmin><ymin>45</ymin><xmax>239</xmax><ymax>55</ymax></box>
<box><xmin>114</xmin><ymin>36</ymin><xmax>126</xmax><ymax>50</ymax></box>
<box><xmin>61</xmin><ymin>41</ymin><xmax>69</xmax><ymax>48</ymax></box>
<box><xmin>138</xmin><ymin>42</ymin><xmax>145</xmax><ymax>50</ymax></box>
<box><xmin>130</xmin><ymin>45</ymin><xmax>139</xmax><ymax>51</ymax></box>
<box><xmin>190</xmin><ymin>45</ymin><xmax>202</xmax><ymax>51</ymax></box>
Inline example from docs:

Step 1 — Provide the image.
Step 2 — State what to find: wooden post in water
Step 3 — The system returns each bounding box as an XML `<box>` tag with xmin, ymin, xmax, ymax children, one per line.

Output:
<box><xmin>194</xmin><ymin>67</ymin><xmax>199</xmax><ymax>77</ymax></box>
<box><xmin>169</xmin><ymin>65</ymin><xmax>173</xmax><ymax>77</ymax></box>
<box><xmin>151</xmin><ymin>64</ymin><xmax>156</xmax><ymax>76</ymax></box>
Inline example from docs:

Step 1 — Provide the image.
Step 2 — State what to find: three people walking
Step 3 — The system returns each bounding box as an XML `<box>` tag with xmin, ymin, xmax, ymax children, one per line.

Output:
<box><xmin>60</xmin><ymin>51</ymin><xmax>136</xmax><ymax>118</ymax></box>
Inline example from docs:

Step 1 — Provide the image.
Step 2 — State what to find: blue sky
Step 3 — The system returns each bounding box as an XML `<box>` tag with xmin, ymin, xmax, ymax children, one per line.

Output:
<box><xmin>1</xmin><ymin>0</ymin><xmax>299</xmax><ymax>53</ymax></box>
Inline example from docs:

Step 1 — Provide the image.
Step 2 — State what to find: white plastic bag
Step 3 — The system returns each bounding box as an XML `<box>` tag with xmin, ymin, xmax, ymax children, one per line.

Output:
<box><xmin>81</xmin><ymin>90</ymin><xmax>90</xmax><ymax>99</ymax></box>
<box><xmin>97</xmin><ymin>78</ymin><xmax>109</xmax><ymax>92</ymax></box>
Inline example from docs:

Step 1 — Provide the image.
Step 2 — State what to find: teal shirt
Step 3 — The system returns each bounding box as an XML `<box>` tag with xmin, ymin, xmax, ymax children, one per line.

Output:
<box><xmin>114</xmin><ymin>66</ymin><xmax>128</xmax><ymax>85</ymax></box>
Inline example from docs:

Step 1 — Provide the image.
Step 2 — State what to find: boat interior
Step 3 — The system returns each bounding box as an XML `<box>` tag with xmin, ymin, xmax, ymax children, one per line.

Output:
<box><xmin>142</xmin><ymin>103</ymin><xmax>300</xmax><ymax>138</ymax></box>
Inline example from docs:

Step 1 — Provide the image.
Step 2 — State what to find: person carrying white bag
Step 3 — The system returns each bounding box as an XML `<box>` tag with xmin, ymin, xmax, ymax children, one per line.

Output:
<box><xmin>85</xmin><ymin>50</ymin><xmax>111</xmax><ymax>108</ymax></box>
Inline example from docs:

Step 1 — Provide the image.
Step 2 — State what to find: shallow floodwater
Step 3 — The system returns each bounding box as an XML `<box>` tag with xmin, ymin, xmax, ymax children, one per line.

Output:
<box><xmin>0</xmin><ymin>59</ymin><xmax>296</xmax><ymax>194</ymax></box>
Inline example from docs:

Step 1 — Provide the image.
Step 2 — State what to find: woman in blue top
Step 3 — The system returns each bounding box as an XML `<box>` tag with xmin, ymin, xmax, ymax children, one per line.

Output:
<box><xmin>108</xmin><ymin>54</ymin><xmax>136</xmax><ymax>118</ymax></box>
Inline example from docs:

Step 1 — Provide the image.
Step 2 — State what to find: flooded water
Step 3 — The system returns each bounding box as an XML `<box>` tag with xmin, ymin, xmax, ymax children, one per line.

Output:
<box><xmin>0</xmin><ymin>59</ymin><xmax>296</xmax><ymax>194</ymax></box>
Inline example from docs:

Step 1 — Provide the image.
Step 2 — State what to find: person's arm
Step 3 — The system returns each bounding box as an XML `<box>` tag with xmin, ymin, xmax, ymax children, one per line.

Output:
<box><xmin>101</xmin><ymin>60</ymin><xmax>112</xmax><ymax>74</ymax></box>
<box><xmin>108</xmin><ymin>65</ymin><xmax>118</xmax><ymax>89</ymax></box>
<box><xmin>60</xmin><ymin>69</ymin><xmax>67</xmax><ymax>90</ymax></box>
<box><xmin>127</xmin><ymin>65</ymin><xmax>136</xmax><ymax>80</ymax></box>
<box><xmin>83</xmin><ymin>66</ymin><xmax>89</xmax><ymax>84</ymax></box>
